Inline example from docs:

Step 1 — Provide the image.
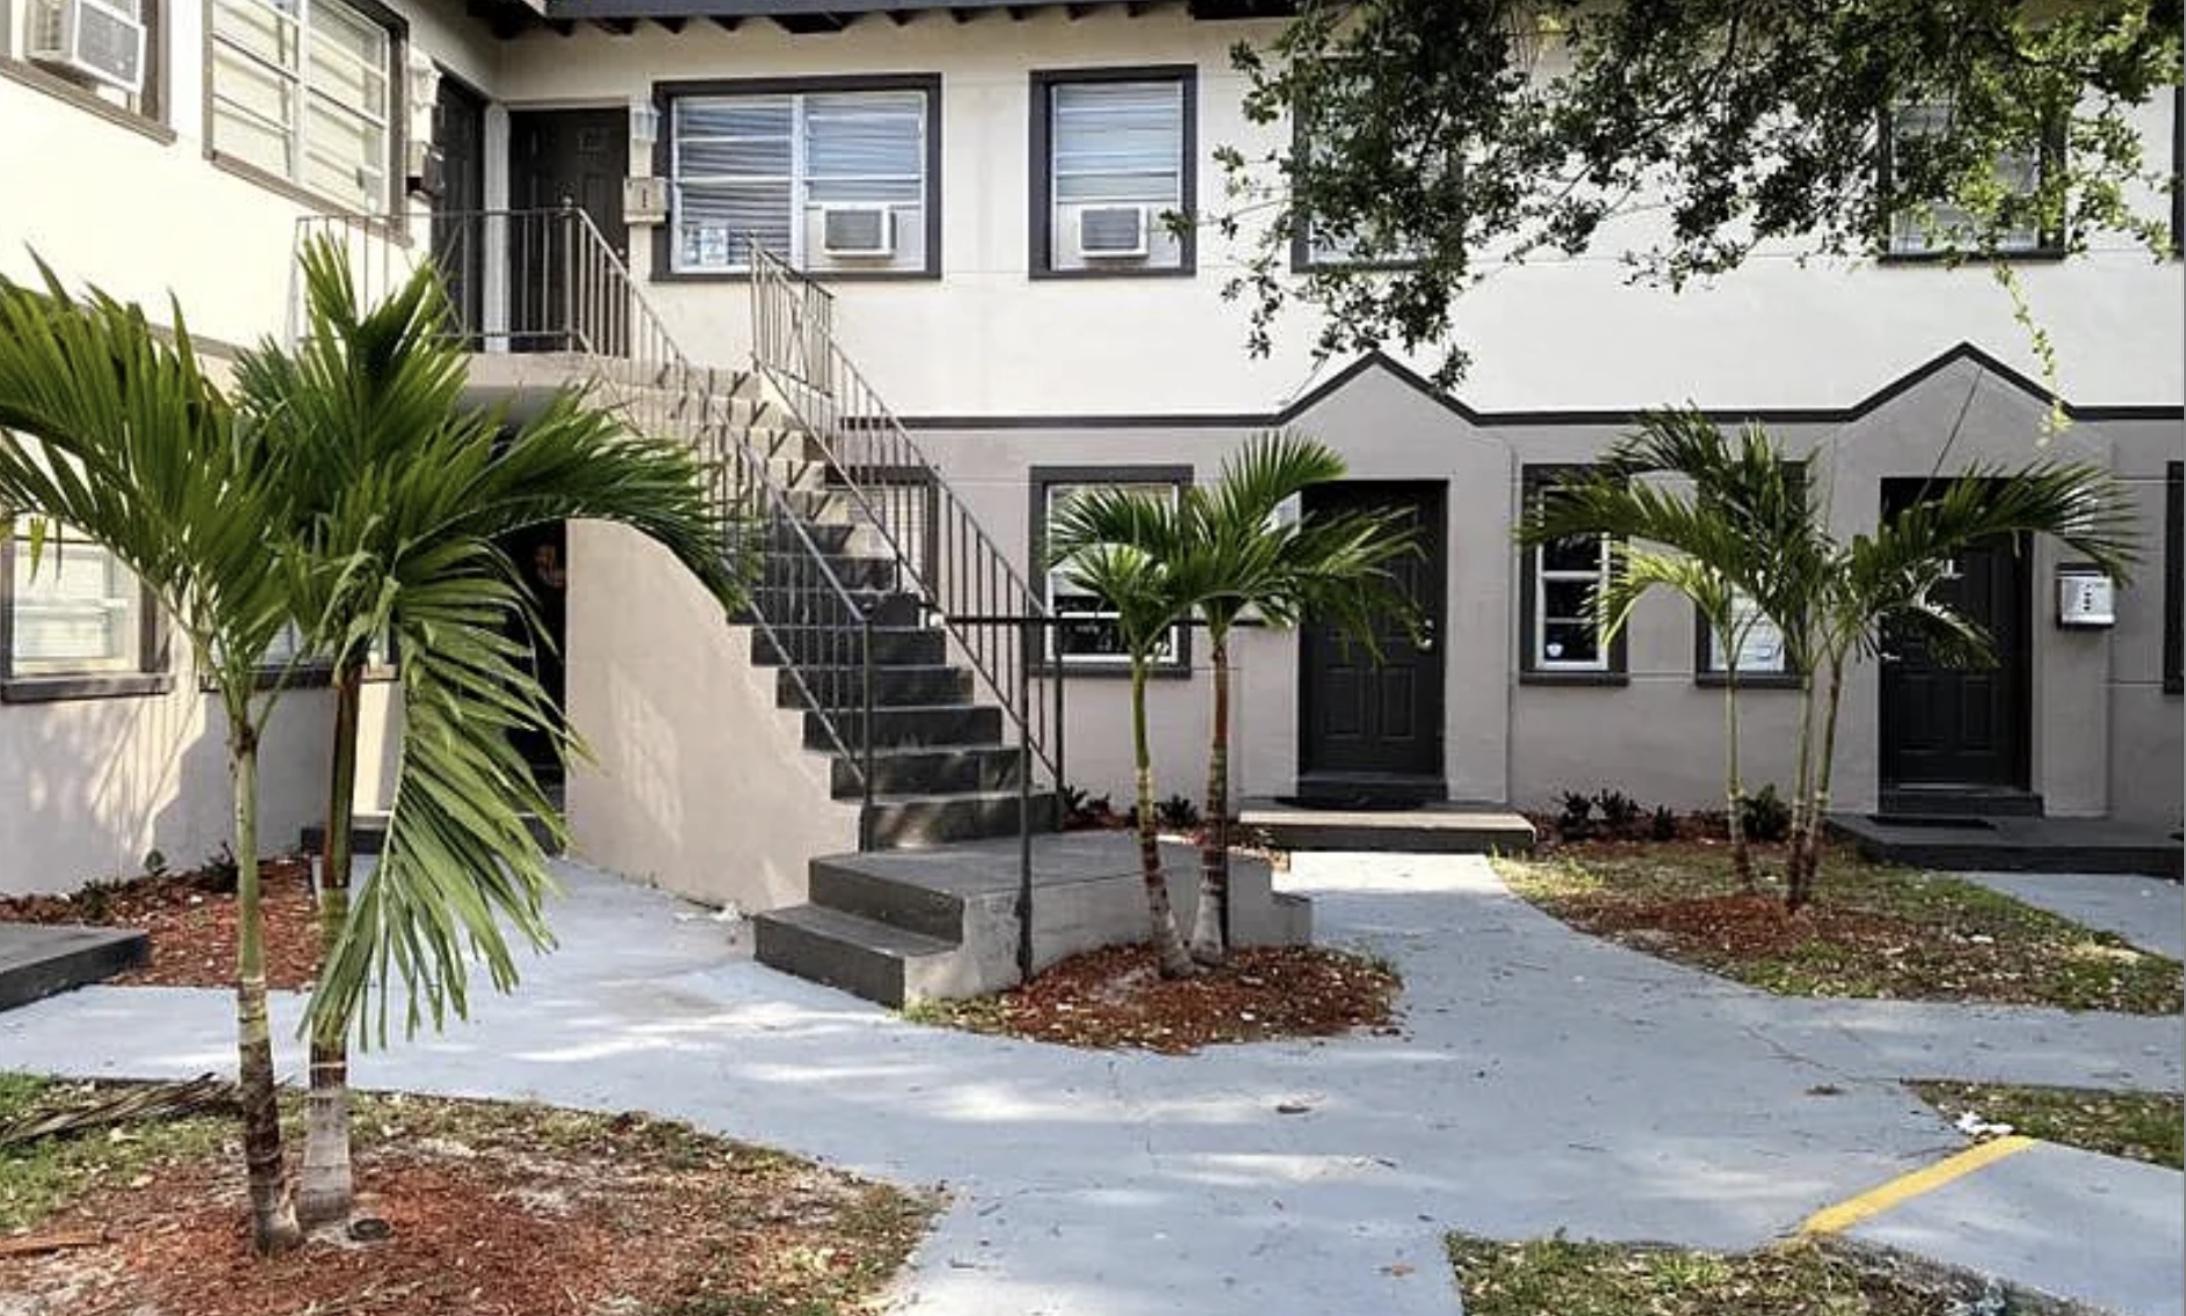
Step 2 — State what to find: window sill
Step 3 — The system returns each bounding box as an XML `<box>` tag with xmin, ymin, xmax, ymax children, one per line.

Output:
<box><xmin>1031</xmin><ymin>264</ymin><xmax>1197</xmax><ymax>282</ymax></box>
<box><xmin>206</xmin><ymin>151</ymin><xmax>410</xmax><ymax>244</ymax></box>
<box><xmin>1876</xmin><ymin>246</ymin><xmax>2068</xmax><ymax>266</ymax></box>
<box><xmin>1291</xmin><ymin>256</ymin><xmax>1423</xmax><ymax>275</ymax></box>
<box><xmin>0</xmin><ymin>60</ymin><xmax>174</xmax><ymax>144</ymax></box>
<box><xmin>2</xmin><ymin>672</ymin><xmax>174</xmax><ymax>704</ymax></box>
<box><xmin>1695</xmin><ymin>672</ymin><xmax>1803</xmax><ymax>689</ymax></box>
<box><xmin>1519</xmin><ymin>670</ymin><xmax>1629</xmax><ymax>688</ymax></box>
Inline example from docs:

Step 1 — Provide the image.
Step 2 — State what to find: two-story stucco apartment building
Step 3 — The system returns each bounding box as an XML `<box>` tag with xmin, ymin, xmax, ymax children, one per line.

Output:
<box><xmin>1</xmin><ymin>0</ymin><xmax>2179</xmax><ymax>912</ymax></box>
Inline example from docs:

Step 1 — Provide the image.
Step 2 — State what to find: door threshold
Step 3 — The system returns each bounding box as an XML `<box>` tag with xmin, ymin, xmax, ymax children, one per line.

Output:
<box><xmin>1876</xmin><ymin>787</ymin><xmax>2044</xmax><ymax>819</ymax></box>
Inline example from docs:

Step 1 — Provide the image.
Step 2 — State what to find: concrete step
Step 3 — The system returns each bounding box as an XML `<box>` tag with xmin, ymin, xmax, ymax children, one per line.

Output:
<box><xmin>779</xmin><ymin>664</ymin><xmax>972</xmax><ymax>710</ymax></box>
<box><xmin>751</xmin><ymin>903</ymin><xmax>958</xmax><ymax>1009</ymax></box>
<box><xmin>809</xmin><ymin>854</ymin><xmax>966</xmax><ymax>940</ymax></box>
<box><xmin>1829</xmin><ymin>812</ymin><xmax>2183</xmax><ymax>879</ymax></box>
<box><xmin>752</xmin><ymin>625</ymin><xmax>945</xmax><ymax>668</ymax></box>
<box><xmin>805</xmin><ymin>703</ymin><xmax>1002</xmax><ymax>751</ymax></box>
<box><xmin>1236</xmin><ymin>798</ymin><xmax>1537</xmax><ymax>854</ymax></box>
<box><xmin>865</xmin><ymin>790</ymin><xmax>1059</xmax><ymax>849</ymax></box>
<box><xmin>739</xmin><ymin>587</ymin><xmax>921</xmax><ymax>630</ymax></box>
<box><xmin>0</xmin><ymin>924</ymin><xmax>149</xmax><ymax>1012</ymax></box>
<box><xmin>761</xmin><ymin>552</ymin><xmax>902</xmax><ymax>594</ymax></box>
<box><xmin>829</xmin><ymin>743</ymin><xmax>1027</xmax><ymax>798</ymax></box>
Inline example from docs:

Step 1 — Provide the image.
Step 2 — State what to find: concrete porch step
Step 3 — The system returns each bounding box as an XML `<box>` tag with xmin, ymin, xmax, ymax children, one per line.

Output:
<box><xmin>829</xmin><ymin>743</ymin><xmax>1027</xmax><ymax>798</ymax></box>
<box><xmin>750</xmin><ymin>903</ymin><xmax>958</xmax><ymax>1008</ymax></box>
<box><xmin>1236</xmin><ymin>798</ymin><xmax>1537</xmax><ymax>854</ymax></box>
<box><xmin>864</xmin><ymin>790</ymin><xmax>1059</xmax><ymax>849</ymax></box>
<box><xmin>1829</xmin><ymin>812</ymin><xmax>2183</xmax><ymax>879</ymax></box>
<box><xmin>0</xmin><ymin>924</ymin><xmax>149</xmax><ymax>1012</ymax></box>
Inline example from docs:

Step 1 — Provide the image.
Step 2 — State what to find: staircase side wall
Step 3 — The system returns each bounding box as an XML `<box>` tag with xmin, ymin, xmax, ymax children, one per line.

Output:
<box><xmin>565</xmin><ymin>520</ymin><xmax>859</xmax><ymax>912</ymax></box>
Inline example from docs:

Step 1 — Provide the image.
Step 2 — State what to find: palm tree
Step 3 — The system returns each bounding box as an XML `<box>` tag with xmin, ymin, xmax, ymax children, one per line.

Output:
<box><xmin>1046</xmin><ymin>498</ymin><xmax>1205</xmax><ymax>978</ymax></box>
<box><xmin>1523</xmin><ymin>411</ymin><xmax>1807</xmax><ymax>891</ymax></box>
<box><xmin>1177</xmin><ymin>432</ymin><xmax>1419</xmax><ymax>962</ymax></box>
<box><xmin>237</xmin><ymin>241</ymin><xmax>741</xmax><ymax>1225</ymax></box>
<box><xmin>0</xmin><ymin>263</ymin><xmax>305</xmax><ymax>1253</ymax></box>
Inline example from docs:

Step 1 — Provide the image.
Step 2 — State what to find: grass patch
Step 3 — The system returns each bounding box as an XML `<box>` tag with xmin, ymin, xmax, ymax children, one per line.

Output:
<box><xmin>0</xmin><ymin>1074</ymin><xmax>935</xmax><ymax>1316</ymax></box>
<box><xmin>1447</xmin><ymin>1233</ymin><xmax>2007</xmax><ymax>1316</ymax></box>
<box><xmin>1911</xmin><ymin>1081</ymin><xmax>2184</xmax><ymax>1170</ymax></box>
<box><xmin>1495</xmin><ymin>844</ymin><xmax>2181</xmax><ymax>1013</ymax></box>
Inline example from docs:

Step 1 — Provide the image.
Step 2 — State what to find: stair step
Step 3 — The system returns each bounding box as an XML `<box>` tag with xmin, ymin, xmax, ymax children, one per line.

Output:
<box><xmin>809</xmin><ymin>856</ymin><xmax>964</xmax><ymax>940</ymax></box>
<box><xmin>829</xmin><ymin>743</ymin><xmax>1027</xmax><ymax>798</ymax></box>
<box><xmin>864</xmin><ymin>790</ymin><xmax>1058</xmax><ymax>849</ymax></box>
<box><xmin>806</xmin><ymin>703</ymin><xmax>1002</xmax><ymax>751</ymax></box>
<box><xmin>744</xmin><ymin>587</ymin><xmax>921</xmax><ymax>629</ymax></box>
<box><xmin>752</xmin><ymin>904</ymin><xmax>956</xmax><ymax>1008</ymax></box>
<box><xmin>752</xmin><ymin>625</ymin><xmax>945</xmax><ymax>668</ymax></box>
<box><xmin>761</xmin><ymin>553</ymin><xmax>902</xmax><ymax>594</ymax></box>
<box><xmin>779</xmin><ymin>664</ymin><xmax>972</xmax><ymax>710</ymax></box>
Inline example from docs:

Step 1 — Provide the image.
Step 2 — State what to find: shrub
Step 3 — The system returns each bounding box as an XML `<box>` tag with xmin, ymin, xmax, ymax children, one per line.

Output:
<box><xmin>1741</xmin><ymin>784</ymin><xmax>1792</xmax><ymax>843</ymax></box>
<box><xmin>1556</xmin><ymin>791</ymin><xmax>1595</xmax><ymax>840</ymax></box>
<box><xmin>1593</xmin><ymin>789</ymin><xmax>1642</xmax><ymax>833</ymax></box>
<box><xmin>1649</xmin><ymin>806</ymin><xmax>1679</xmax><ymax>842</ymax></box>
<box><xmin>1156</xmin><ymin>794</ymin><xmax>1201</xmax><ymax>830</ymax></box>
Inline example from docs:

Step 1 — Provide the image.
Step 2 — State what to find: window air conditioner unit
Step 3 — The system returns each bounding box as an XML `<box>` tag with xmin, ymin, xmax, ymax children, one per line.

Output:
<box><xmin>821</xmin><ymin>206</ymin><xmax>896</xmax><ymax>258</ymax></box>
<box><xmin>1078</xmin><ymin>205</ymin><xmax>1149</xmax><ymax>259</ymax></box>
<box><xmin>30</xmin><ymin>0</ymin><xmax>145</xmax><ymax>95</ymax></box>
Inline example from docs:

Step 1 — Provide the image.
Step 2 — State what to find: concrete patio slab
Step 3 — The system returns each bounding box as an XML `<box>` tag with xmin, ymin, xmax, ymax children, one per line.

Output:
<box><xmin>1963</xmin><ymin>872</ymin><xmax>2185</xmax><ymax>960</ymax></box>
<box><xmin>0</xmin><ymin>853</ymin><xmax>2175</xmax><ymax>1315</ymax></box>
<box><xmin>0</xmin><ymin>922</ymin><xmax>147</xmax><ymax>1012</ymax></box>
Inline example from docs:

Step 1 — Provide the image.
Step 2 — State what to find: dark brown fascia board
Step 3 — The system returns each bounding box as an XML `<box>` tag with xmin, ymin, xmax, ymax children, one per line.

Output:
<box><xmin>545</xmin><ymin>0</ymin><xmax>1084</xmax><ymax>19</ymax></box>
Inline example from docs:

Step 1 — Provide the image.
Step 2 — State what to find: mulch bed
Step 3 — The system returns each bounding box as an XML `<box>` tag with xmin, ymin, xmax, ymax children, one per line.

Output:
<box><xmin>1</xmin><ymin>1088</ymin><xmax>933</xmax><ymax>1316</ymax></box>
<box><xmin>0</xmin><ymin>858</ymin><xmax>321</xmax><ymax>990</ymax></box>
<box><xmin>914</xmin><ymin>943</ymin><xmax>1402</xmax><ymax>1054</ymax></box>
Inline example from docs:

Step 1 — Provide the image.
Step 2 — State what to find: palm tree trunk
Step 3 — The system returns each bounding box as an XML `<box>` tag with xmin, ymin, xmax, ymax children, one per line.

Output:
<box><xmin>1722</xmin><ymin>644</ymin><xmax>1753</xmax><ymax>894</ymax></box>
<box><xmin>230</xmin><ymin>717</ymin><xmax>301</xmax><ymax>1255</ymax></box>
<box><xmin>298</xmin><ymin>665</ymin><xmax>360</xmax><ymax>1228</ymax></box>
<box><xmin>1189</xmin><ymin>631</ymin><xmax>1231</xmax><ymax>966</ymax></box>
<box><xmin>1783</xmin><ymin>666</ymin><xmax>1818</xmax><ymax>908</ymax></box>
<box><xmin>1131</xmin><ymin>662</ymin><xmax>1195</xmax><ymax>977</ymax></box>
<box><xmin>1789</xmin><ymin>657</ymin><xmax>1847</xmax><ymax>912</ymax></box>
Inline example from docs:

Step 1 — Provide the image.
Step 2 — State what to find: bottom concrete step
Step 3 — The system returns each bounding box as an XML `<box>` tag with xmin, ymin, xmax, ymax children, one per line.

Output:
<box><xmin>752</xmin><ymin>904</ymin><xmax>958</xmax><ymax>1009</ymax></box>
<box><xmin>0</xmin><ymin>923</ymin><xmax>149</xmax><ymax>1011</ymax></box>
<box><xmin>1828</xmin><ymin>812</ymin><xmax>2183</xmax><ymax>879</ymax></box>
<box><xmin>1237</xmin><ymin>798</ymin><xmax>1537</xmax><ymax>854</ymax></box>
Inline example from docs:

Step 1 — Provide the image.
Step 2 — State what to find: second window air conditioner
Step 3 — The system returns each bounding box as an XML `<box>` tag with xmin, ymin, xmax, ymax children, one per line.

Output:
<box><xmin>30</xmin><ymin>0</ymin><xmax>145</xmax><ymax>95</ymax></box>
<box><xmin>1077</xmin><ymin>205</ymin><xmax>1149</xmax><ymax>259</ymax></box>
<box><xmin>821</xmin><ymin>206</ymin><xmax>896</xmax><ymax>258</ymax></box>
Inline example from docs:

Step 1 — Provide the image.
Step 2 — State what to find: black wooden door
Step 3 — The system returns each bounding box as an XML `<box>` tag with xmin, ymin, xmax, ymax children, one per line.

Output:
<box><xmin>1878</xmin><ymin>480</ymin><xmax>2031</xmax><ymax>793</ymax></box>
<box><xmin>1297</xmin><ymin>482</ymin><xmax>1446</xmax><ymax>800</ymax></box>
<box><xmin>508</xmin><ymin>109</ymin><xmax>628</xmax><ymax>353</ymax></box>
<box><xmin>430</xmin><ymin>74</ymin><xmax>487</xmax><ymax>339</ymax></box>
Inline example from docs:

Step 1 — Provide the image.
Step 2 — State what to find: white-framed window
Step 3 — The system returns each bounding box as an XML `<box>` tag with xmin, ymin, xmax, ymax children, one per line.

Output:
<box><xmin>1702</xmin><ymin>591</ymin><xmax>1789</xmax><ymax>676</ymax></box>
<box><xmin>668</xmin><ymin>84</ymin><xmax>934</xmax><ymax>276</ymax></box>
<box><xmin>1039</xmin><ymin>475</ymin><xmax>1188</xmax><ymax>668</ymax></box>
<box><xmin>1524</xmin><ymin>468</ymin><xmax>1616</xmax><ymax>675</ymax></box>
<box><xmin>1886</xmin><ymin>102</ymin><xmax>2052</xmax><ymax>256</ymax></box>
<box><xmin>209</xmin><ymin>0</ymin><xmax>393</xmax><ymax>214</ymax></box>
<box><xmin>1036</xmin><ymin>70</ymin><xmax>1192</xmax><ymax>273</ymax></box>
<box><xmin>8</xmin><ymin>523</ymin><xmax>143</xmax><ymax>676</ymax></box>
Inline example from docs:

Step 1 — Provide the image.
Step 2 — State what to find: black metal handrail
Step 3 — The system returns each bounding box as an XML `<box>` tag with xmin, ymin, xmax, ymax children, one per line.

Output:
<box><xmin>293</xmin><ymin>208</ymin><xmax>886</xmax><ymax>838</ymax></box>
<box><xmin>751</xmin><ymin>249</ymin><xmax>1062</xmax><ymax>802</ymax></box>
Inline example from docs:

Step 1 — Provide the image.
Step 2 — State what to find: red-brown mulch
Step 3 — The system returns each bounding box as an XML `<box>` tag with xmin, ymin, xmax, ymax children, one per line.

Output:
<box><xmin>3</xmin><ymin>1093</ymin><xmax>934</xmax><ymax>1316</ymax></box>
<box><xmin>0</xmin><ymin>858</ymin><xmax>321</xmax><ymax>990</ymax></box>
<box><xmin>920</xmin><ymin>943</ymin><xmax>1402</xmax><ymax>1054</ymax></box>
<box><xmin>1568</xmin><ymin>889</ymin><xmax>1920</xmax><ymax>959</ymax></box>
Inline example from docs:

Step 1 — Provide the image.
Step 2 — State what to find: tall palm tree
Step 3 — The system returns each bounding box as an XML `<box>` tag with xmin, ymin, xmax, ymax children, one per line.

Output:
<box><xmin>237</xmin><ymin>241</ymin><xmax>741</xmax><ymax>1225</ymax></box>
<box><xmin>1177</xmin><ymin>432</ymin><xmax>1419</xmax><ymax>962</ymax></box>
<box><xmin>1046</xmin><ymin>498</ymin><xmax>1205</xmax><ymax>978</ymax></box>
<box><xmin>1523</xmin><ymin>411</ymin><xmax>1807</xmax><ymax>891</ymax></box>
<box><xmin>0</xmin><ymin>263</ymin><xmax>304</xmax><ymax>1253</ymax></box>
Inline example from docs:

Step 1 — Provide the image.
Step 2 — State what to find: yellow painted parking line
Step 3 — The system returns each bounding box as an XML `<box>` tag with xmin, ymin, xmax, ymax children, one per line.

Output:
<box><xmin>1801</xmin><ymin>1136</ymin><xmax>2037</xmax><ymax>1236</ymax></box>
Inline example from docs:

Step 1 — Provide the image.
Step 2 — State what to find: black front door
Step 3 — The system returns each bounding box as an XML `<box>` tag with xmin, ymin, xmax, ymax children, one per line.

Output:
<box><xmin>1297</xmin><ymin>481</ymin><xmax>1447</xmax><ymax>801</ymax></box>
<box><xmin>508</xmin><ymin>109</ymin><xmax>629</xmax><ymax>353</ymax></box>
<box><xmin>430</xmin><ymin>74</ymin><xmax>487</xmax><ymax>337</ymax></box>
<box><xmin>1877</xmin><ymin>479</ymin><xmax>2032</xmax><ymax>796</ymax></box>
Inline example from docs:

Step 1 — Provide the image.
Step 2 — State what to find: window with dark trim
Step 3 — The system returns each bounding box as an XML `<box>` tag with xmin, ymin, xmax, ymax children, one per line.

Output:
<box><xmin>0</xmin><ymin>522</ymin><xmax>170</xmax><ymax>703</ymax></box>
<box><xmin>1694</xmin><ymin>592</ymin><xmax>1798</xmax><ymax>687</ymax></box>
<box><xmin>205</xmin><ymin>0</ymin><xmax>406</xmax><ymax>217</ymax></box>
<box><xmin>1029</xmin><ymin>65</ymin><xmax>1196</xmax><ymax>279</ymax></box>
<box><xmin>1029</xmin><ymin>465</ymin><xmax>1192</xmax><ymax>674</ymax></box>
<box><xmin>1287</xmin><ymin>82</ymin><xmax>1430</xmax><ymax>273</ymax></box>
<box><xmin>0</xmin><ymin>0</ymin><xmax>170</xmax><ymax>141</ymax></box>
<box><xmin>1880</xmin><ymin>103</ymin><xmax>2066</xmax><ymax>259</ymax></box>
<box><xmin>651</xmin><ymin>73</ymin><xmax>942</xmax><ymax>280</ymax></box>
<box><xmin>2164</xmin><ymin>460</ymin><xmax>2181</xmax><ymax>695</ymax></box>
<box><xmin>1519</xmin><ymin>465</ymin><xmax>1626</xmax><ymax>683</ymax></box>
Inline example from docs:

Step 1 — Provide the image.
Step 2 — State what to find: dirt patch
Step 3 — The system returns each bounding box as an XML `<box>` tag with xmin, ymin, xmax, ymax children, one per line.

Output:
<box><xmin>0</xmin><ymin>1085</ymin><xmax>934</xmax><ymax>1316</ymax></box>
<box><xmin>1496</xmin><ymin>843</ymin><xmax>2183</xmax><ymax>1013</ymax></box>
<box><xmin>911</xmin><ymin>944</ymin><xmax>1401</xmax><ymax>1054</ymax></box>
<box><xmin>0</xmin><ymin>858</ymin><xmax>320</xmax><ymax>990</ymax></box>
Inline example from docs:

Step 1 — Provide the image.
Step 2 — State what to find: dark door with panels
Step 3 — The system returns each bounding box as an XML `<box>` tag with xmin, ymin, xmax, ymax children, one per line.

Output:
<box><xmin>1877</xmin><ymin>479</ymin><xmax>2032</xmax><ymax>796</ymax></box>
<box><xmin>1297</xmin><ymin>481</ymin><xmax>1447</xmax><ymax>801</ymax></box>
<box><xmin>508</xmin><ymin>109</ymin><xmax>629</xmax><ymax>353</ymax></box>
<box><xmin>430</xmin><ymin>74</ymin><xmax>487</xmax><ymax>338</ymax></box>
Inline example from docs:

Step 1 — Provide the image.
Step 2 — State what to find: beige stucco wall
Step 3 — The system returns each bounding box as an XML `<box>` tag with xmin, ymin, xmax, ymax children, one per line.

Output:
<box><xmin>564</xmin><ymin>520</ymin><xmax>860</xmax><ymax>911</ymax></box>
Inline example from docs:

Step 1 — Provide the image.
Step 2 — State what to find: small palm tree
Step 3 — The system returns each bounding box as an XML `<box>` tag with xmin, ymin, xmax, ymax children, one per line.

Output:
<box><xmin>0</xmin><ymin>264</ymin><xmax>304</xmax><ymax>1253</ymax></box>
<box><xmin>1046</xmin><ymin>500</ymin><xmax>1205</xmax><ymax>978</ymax></box>
<box><xmin>1178</xmin><ymin>432</ymin><xmax>1419</xmax><ymax>962</ymax></box>
<box><xmin>238</xmin><ymin>241</ymin><xmax>741</xmax><ymax>1225</ymax></box>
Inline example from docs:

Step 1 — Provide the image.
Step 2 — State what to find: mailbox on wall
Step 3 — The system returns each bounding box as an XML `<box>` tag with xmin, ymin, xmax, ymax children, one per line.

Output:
<box><xmin>2056</xmin><ymin>564</ymin><xmax>2116</xmax><ymax>628</ymax></box>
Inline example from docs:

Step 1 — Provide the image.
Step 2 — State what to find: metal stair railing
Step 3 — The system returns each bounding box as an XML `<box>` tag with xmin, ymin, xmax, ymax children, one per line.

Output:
<box><xmin>292</xmin><ymin>207</ymin><xmax>886</xmax><ymax>844</ymax></box>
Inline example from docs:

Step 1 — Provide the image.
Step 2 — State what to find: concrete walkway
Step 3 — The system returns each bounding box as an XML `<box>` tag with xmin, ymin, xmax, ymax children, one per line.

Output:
<box><xmin>1963</xmin><ymin>871</ymin><xmax>2186</xmax><ymax>960</ymax></box>
<box><xmin>1</xmin><ymin>853</ymin><xmax>2178</xmax><ymax>1315</ymax></box>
